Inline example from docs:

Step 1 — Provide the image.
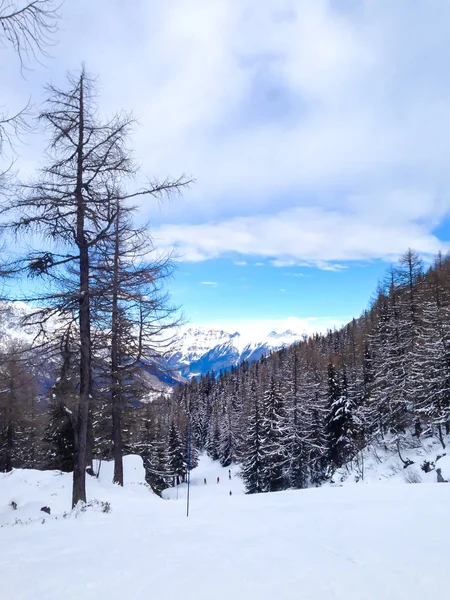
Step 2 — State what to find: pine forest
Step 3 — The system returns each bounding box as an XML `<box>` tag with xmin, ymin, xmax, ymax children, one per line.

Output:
<box><xmin>3</xmin><ymin>247</ymin><xmax>450</xmax><ymax>495</ymax></box>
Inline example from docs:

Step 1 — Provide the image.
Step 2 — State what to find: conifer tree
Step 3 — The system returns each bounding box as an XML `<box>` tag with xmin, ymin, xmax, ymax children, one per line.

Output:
<box><xmin>167</xmin><ymin>422</ymin><xmax>185</xmax><ymax>484</ymax></box>
<box><xmin>326</xmin><ymin>363</ymin><xmax>356</xmax><ymax>468</ymax></box>
<box><xmin>242</xmin><ymin>380</ymin><xmax>265</xmax><ymax>494</ymax></box>
<box><xmin>0</xmin><ymin>342</ymin><xmax>39</xmax><ymax>471</ymax></box>
<box><xmin>219</xmin><ymin>405</ymin><xmax>235</xmax><ymax>467</ymax></box>
<box><xmin>43</xmin><ymin>329</ymin><xmax>77</xmax><ymax>471</ymax></box>
<box><xmin>284</xmin><ymin>347</ymin><xmax>308</xmax><ymax>489</ymax></box>
<box><xmin>411</xmin><ymin>256</ymin><xmax>450</xmax><ymax>446</ymax></box>
<box><xmin>206</xmin><ymin>408</ymin><xmax>221</xmax><ymax>461</ymax></box>
<box><xmin>2</xmin><ymin>68</ymin><xmax>190</xmax><ymax>506</ymax></box>
<box><xmin>260</xmin><ymin>376</ymin><xmax>288</xmax><ymax>492</ymax></box>
<box><xmin>91</xmin><ymin>199</ymin><xmax>179</xmax><ymax>486</ymax></box>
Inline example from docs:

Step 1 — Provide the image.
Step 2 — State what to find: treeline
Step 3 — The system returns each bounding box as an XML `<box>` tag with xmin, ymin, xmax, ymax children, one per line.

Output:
<box><xmin>3</xmin><ymin>249</ymin><xmax>450</xmax><ymax>498</ymax></box>
<box><xmin>158</xmin><ymin>249</ymin><xmax>450</xmax><ymax>493</ymax></box>
<box><xmin>0</xmin><ymin>339</ymin><xmax>196</xmax><ymax>496</ymax></box>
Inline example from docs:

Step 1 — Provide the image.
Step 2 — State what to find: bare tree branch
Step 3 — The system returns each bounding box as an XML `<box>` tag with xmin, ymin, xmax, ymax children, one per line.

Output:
<box><xmin>0</xmin><ymin>1</ymin><xmax>61</xmax><ymax>68</ymax></box>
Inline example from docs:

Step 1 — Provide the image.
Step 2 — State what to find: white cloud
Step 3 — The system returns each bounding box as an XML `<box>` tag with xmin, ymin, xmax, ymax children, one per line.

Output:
<box><xmin>155</xmin><ymin>200</ymin><xmax>447</xmax><ymax>268</ymax></box>
<box><xmin>315</xmin><ymin>262</ymin><xmax>348</xmax><ymax>273</ymax></box>
<box><xmin>4</xmin><ymin>1</ymin><xmax>450</xmax><ymax>265</ymax></box>
<box><xmin>271</xmin><ymin>259</ymin><xmax>300</xmax><ymax>268</ymax></box>
<box><xmin>234</xmin><ymin>260</ymin><xmax>248</xmax><ymax>266</ymax></box>
<box><xmin>199</xmin><ymin>281</ymin><xmax>218</xmax><ymax>287</ymax></box>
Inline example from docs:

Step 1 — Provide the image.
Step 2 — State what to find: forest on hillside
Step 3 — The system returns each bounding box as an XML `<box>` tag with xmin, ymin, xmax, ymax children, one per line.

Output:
<box><xmin>3</xmin><ymin>249</ymin><xmax>450</xmax><ymax>496</ymax></box>
<box><xmin>144</xmin><ymin>249</ymin><xmax>450</xmax><ymax>494</ymax></box>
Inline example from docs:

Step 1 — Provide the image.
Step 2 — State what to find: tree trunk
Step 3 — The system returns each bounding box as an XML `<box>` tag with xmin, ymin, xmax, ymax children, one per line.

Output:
<box><xmin>111</xmin><ymin>211</ymin><xmax>123</xmax><ymax>486</ymax></box>
<box><xmin>437</xmin><ymin>423</ymin><xmax>446</xmax><ymax>450</ymax></box>
<box><xmin>5</xmin><ymin>374</ymin><xmax>15</xmax><ymax>472</ymax></box>
<box><xmin>6</xmin><ymin>412</ymin><xmax>13</xmax><ymax>472</ymax></box>
<box><xmin>72</xmin><ymin>73</ymin><xmax>91</xmax><ymax>508</ymax></box>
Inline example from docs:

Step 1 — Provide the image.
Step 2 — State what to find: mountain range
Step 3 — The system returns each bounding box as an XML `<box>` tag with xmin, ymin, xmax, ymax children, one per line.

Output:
<box><xmin>0</xmin><ymin>302</ymin><xmax>306</xmax><ymax>390</ymax></box>
<box><xmin>167</xmin><ymin>326</ymin><xmax>307</xmax><ymax>379</ymax></box>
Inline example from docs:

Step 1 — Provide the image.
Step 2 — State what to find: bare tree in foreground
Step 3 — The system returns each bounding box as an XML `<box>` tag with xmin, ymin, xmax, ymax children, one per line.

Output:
<box><xmin>92</xmin><ymin>200</ymin><xmax>181</xmax><ymax>486</ymax></box>
<box><xmin>2</xmin><ymin>67</ymin><xmax>191</xmax><ymax>506</ymax></box>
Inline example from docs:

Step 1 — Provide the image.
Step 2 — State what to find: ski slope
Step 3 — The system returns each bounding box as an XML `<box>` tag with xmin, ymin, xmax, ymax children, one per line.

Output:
<box><xmin>1</xmin><ymin>455</ymin><xmax>450</xmax><ymax>600</ymax></box>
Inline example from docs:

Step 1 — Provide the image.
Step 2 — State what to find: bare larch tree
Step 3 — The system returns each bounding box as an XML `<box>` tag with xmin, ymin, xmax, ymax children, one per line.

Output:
<box><xmin>1</xmin><ymin>67</ymin><xmax>191</xmax><ymax>506</ymax></box>
<box><xmin>91</xmin><ymin>200</ymin><xmax>181</xmax><ymax>486</ymax></box>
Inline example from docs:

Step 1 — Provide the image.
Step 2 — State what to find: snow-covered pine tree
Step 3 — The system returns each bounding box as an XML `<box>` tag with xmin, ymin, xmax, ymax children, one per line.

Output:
<box><xmin>219</xmin><ymin>403</ymin><xmax>235</xmax><ymax>467</ymax></box>
<box><xmin>396</xmin><ymin>249</ymin><xmax>423</xmax><ymax>415</ymax></box>
<box><xmin>281</xmin><ymin>345</ymin><xmax>308</xmax><ymax>489</ymax></box>
<box><xmin>126</xmin><ymin>402</ymin><xmax>169</xmax><ymax>493</ymax></box>
<box><xmin>206</xmin><ymin>406</ymin><xmax>221</xmax><ymax>461</ymax></box>
<box><xmin>303</xmin><ymin>346</ymin><xmax>328</xmax><ymax>485</ymax></box>
<box><xmin>242</xmin><ymin>377</ymin><xmax>265</xmax><ymax>494</ymax></box>
<box><xmin>260</xmin><ymin>376</ymin><xmax>289</xmax><ymax>492</ymax></box>
<box><xmin>326</xmin><ymin>362</ymin><xmax>356</xmax><ymax>469</ymax></box>
<box><xmin>167</xmin><ymin>422</ymin><xmax>186</xmax><ymax>484</ymax></box>
<box><xmin>147</xmin><ymin>438</ymin><xmax>170</xmax><ymax>495</ymax></box>
<box><xmin>410</xmin><ymin>255</ymin><xmax>450</xmax><ymax>447</ymax></box>
<box><xmin>369</xmin><ymin>273</ymin><xmax>408</xmax><ymax>437</ymax></box>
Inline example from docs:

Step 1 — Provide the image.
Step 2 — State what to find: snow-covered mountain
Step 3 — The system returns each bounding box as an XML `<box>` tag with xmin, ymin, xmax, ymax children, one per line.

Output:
<box><xmin>168</xmin><ymin>326</ymin><xmax>307</xmax><ymax>379</ymax></box>
<box><xmin>0</xmin><ymin>301</ymin><xmax>39</xmax><ymax>349</ymax></box>
<box><xmin>0</xmin><ymin>302</ymin><xmax>307</xmax><ymax>386</ymax></box>
<box><xmin>0</xmin><ymin>302</ymin><xmax>183</xmax><ymax>396</ymax></box>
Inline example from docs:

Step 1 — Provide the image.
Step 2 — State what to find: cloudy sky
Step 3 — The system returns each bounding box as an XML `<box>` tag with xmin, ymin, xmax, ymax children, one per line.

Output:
<box><xmin>3</xmin><ymin>0</ymin><xmax>450</xmax><ymax>335</ymax></box>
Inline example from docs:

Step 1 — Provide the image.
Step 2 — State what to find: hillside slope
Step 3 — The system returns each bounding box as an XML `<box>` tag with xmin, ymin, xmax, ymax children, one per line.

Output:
<box><xmin>1</xmin><ymin>454</ymin><xmax>450</xmax><ymax>600</ymax></box>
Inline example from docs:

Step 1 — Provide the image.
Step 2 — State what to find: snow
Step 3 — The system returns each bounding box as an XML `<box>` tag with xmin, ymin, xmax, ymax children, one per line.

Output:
<box><xmin>162</xmin><ymin>454</ymin><xmax>243</xmax><ymax>503</ymax></box>
<box><xmin>174</xmin><ymin>325</ymin><xmax>306</xmax><ymax>359</ymax></box>
<box><xmin>328</xmin><ymin>433</ymin><xmax>450</xmax><ymax>486</ymax></box>
<box><xmin>0</xmin><ymin>455</ymin><xmax>152</xmax><ymax>528</ymax></box>
<box><xmin>0</xmin><ymin>301</ymin><xmax>38</xmax><ymax>349</ymax></box>
<box><xmin>169</xmin><ymin>325</ymin><xmax>307</xmax><ymax>378</ymax></box>
<box><xmin>1</xmin><ymin>454</ymin><xmax>450</xmax><ymax>600</ymax></box>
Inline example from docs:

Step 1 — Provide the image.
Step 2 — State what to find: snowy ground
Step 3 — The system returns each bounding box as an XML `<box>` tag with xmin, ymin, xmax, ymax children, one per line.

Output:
<box><xmin>1</xmin><ymin>454</ymin><xmax>450</xmax><ymax>600</ymax></box>
<box><xmin>329</xmin><ymin>433</ymin><xmax>450</xmax><ymax>486</ymax></box>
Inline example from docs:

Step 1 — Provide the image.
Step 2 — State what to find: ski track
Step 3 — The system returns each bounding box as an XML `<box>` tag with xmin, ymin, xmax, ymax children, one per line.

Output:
<box><xmin>1</xmin><ymin>454</ymin><xmax>449</xmax><ymax>600</ymax></box>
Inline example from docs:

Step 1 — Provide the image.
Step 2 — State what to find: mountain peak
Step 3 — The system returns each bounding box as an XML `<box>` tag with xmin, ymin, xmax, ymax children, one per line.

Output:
<box><xmin>169</xmin><ymin>325</ymin><xmax>306</xmax><ymax>379</ymax></box>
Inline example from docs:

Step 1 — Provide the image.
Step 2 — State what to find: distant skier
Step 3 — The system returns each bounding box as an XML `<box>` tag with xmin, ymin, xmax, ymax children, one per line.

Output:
<box><xmin>228</xmin><ymin>469</ymin><xmax>231</xmax><ymax>480</ymax></box>
<box><xmin>217</xmin><ymin>476</ymin><xmax>220</xmax><ymax>483</ymax></box>
<box><xmin>229</xmin><ymin>490</ymin><xmax>232</xmax><ymax>496</ymax></box>
<box><xmin>204</xmin><ymin>478</ymin><xmax>207</xmax><ymax>485</ymax></box>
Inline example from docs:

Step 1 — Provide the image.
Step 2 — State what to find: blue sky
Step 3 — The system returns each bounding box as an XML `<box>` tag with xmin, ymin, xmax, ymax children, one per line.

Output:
<box><xmin>170</xmin><ymin>258</ymin><xmax>389</xmax><ymax>332</ymax></box>
<box><xmin>3</xmin><ymin>0</ymin><xmax>450</xmax><ymax>335</ymax></box>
